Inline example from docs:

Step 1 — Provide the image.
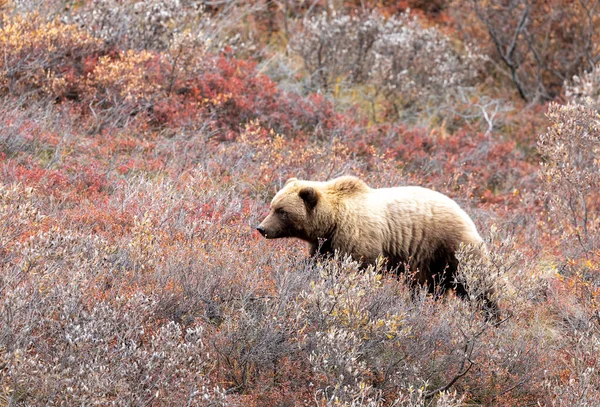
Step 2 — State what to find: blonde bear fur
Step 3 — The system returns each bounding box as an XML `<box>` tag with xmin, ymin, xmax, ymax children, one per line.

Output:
<box><xmin>257</xmin><ymin>176</ymin><xmax>490</xmax><ymax>305</ymax></box>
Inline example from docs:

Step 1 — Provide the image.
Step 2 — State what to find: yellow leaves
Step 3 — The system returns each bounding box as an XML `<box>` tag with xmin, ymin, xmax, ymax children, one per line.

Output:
<box><xmin>0</xmin><ymin>12</ymin><xmax>103</xmax><ymax>97</ymax></box>
<box><xmin>0</xmin><ymin>13</ymin><xmax>100</xmax><ymax>55</ymax></box>
<box><xmin>90</xmin><ymin>50</ymin><xmax>160</xmax><ymax>103</ymax></box>
<box><xmin>203</xmin><ymin>92</ymin><xmax>232</xmax><ymax>107</ymax></box>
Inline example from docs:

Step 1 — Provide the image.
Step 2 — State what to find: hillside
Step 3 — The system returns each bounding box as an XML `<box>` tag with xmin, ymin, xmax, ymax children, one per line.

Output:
<box><xmin>0</xmin><ymin>1</ymin><xmax>599</xmax><ymax>406</ymax></box>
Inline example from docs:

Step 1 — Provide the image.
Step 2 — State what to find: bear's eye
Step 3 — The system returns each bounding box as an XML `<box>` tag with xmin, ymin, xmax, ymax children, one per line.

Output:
<box><xmin>275</xmin><ymin>208</ymin><xmax>287</xmax><ymax>218</ymax></box>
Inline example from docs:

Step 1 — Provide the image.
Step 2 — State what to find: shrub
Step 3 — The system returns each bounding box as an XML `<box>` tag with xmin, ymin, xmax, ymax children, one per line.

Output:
<box><xmin>536</xmin><ymin>93</ymin><xmax>600</xmax><ymax>406</ymax></box>
<box><xmin>291</xmin><ymin>10</ymin><xmax>482</xmax><ymax>122</ymax></box>
<box><xmin>68</xmin><ymin>0</ymin><xmax>208</xmax><ymax>51</ymax></box>
<box><xmin>0</xmin><ymin>13</ymin><xmax>103</xmax><ymax>99</ymax></box>
<box><xmin>0</xmin><ymin>12</ymin><xmax>349</xmax><ymax>139</ymax></box>
<box><xmin>538</xmin><ymin>101</ymin><xmax>600</xmax><ymax>263</ymax></box>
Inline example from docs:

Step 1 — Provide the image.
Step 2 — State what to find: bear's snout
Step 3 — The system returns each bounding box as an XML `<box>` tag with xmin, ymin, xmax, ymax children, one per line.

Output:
<box><xmin>256</xmin><ymin>225</ymin><xmax>267</xmax><ymax>237</ymax></box>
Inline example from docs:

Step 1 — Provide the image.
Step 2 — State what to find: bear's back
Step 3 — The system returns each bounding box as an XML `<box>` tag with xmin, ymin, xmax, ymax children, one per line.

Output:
<box><xmin>371</xmin><ymin>186</ymin><xmax>476</xmax><ymax>226</ymax></box>
<box><xmin>367</xmin><ymin>186</ymin><xmax>483</xmax><ymax>255</ymax></box>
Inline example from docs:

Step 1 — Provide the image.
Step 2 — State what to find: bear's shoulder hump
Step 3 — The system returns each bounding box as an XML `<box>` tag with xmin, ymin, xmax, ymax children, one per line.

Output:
<box><xmin>328</xmin><ymin>176</ymin><xmax>370</xmax><ymax>196</ymax></box>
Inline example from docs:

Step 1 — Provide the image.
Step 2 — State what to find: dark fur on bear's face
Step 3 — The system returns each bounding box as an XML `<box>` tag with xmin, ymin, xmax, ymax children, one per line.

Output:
<box><xmin>257</xmin><ymin>178</ymin><xmax>331</xmax><ymax>242</ymax></box>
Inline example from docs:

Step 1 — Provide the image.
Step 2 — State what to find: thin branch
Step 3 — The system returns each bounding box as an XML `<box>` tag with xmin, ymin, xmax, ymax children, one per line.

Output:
<box><xmin>507</xmin><ymin>1</ymin><xmax>532</xmax><ymax>61</ymax></box>
<box><xmin>472</xmin><ymin>0</ymin><xmax>531</xmax><ymax>101</ymax></box>
<box><xmin>423</xmin><ymin>343</ymin><xmax>475</xmax><ymax>399</ymax></box>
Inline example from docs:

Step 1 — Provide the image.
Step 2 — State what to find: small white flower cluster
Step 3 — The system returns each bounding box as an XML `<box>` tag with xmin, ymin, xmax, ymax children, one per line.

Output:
<box><xmin>565</xmin><ymin>62</ymin><xmax>600</xmax><ymax>110</ymax></box>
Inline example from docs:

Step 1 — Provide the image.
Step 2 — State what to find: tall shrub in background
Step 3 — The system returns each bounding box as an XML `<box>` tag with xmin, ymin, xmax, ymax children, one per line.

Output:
<box><xmin>291</xmin><ymin>11</ymin><xmax>482</xmax><ymax>122</ymax></box>
<box><xmin>538</xmin><ymin>82</ymin><xmax>600</xmax><ymax>266</ymax></box>
<box><xmin>536</xmin><ymin>66</ymin><xmax>600</xmax><ymax>405</ymax></box>
<box><xmin>67</xmin><ymin>0</ymin><xmax>207</xmax><ymax>51</ymax></box>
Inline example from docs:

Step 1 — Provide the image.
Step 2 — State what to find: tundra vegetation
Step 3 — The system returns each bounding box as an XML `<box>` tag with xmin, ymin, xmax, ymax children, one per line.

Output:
<box><xmin>0</xmin><ymin>0</ymin><xmax>599</xmax><ymax>406</ymax></box>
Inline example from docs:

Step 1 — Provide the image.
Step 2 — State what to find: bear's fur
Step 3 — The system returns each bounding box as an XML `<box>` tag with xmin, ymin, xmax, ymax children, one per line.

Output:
<box><xmin>257</xmin><ymin>176</ymin><xmax>495</xmax><ymax>313</ymax></box>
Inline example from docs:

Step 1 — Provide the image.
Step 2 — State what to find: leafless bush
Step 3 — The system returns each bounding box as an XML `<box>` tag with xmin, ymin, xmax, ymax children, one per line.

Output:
<box><xmin>369</xmin><ymin>14</ymin><xmax>481</xmax><ymax>117</ymax></box>
<box><xmin>66</xmin><ymin>0</ymin><xmax>207</xmax><ymax>51</ymax></box>
<box><xmin>291</xmin><ymin>11</ymin><xmax>482</xmax><ymax>122</ymax></box>
<box><xmin>290</xmin><ymin>244</ymin><xmax>549</xmax><ymax>405</ymax></box>
<box><xmin>543</xmin><ymin>281</ymin><xmax>600</xmax><ymax>407</ymax></box>
<box><xmin>443</xmin><ymin>86</ymin><xmax>514</xmax><ymax>134</ymax></box>
<box><xmin>292</xmin><ymin>12</ymin><xmax>381</xmax><ymax>94</ymax></box>
<box><xmin>538</xmin><ymin>101</ymin><xmax>600</xmax><ymax>262</ymax></box>
<box><xmin>297</xmin><ymin>257</ymin><xmax>411</xmax><ymax>404</ymax></box>
<box><xmin>454</xmin><ymin>225</ymin><xmax>527</xmax><ymax>319</ymax></box>
<box><xmin>58</xmin><ymin>0</ymin><xmax>271</xmax><ymax>58</ymax></box>
<box><xmin>536</xmin><ymin>95</ymin><xmax>600</xmax><ymax>404</ymax></box>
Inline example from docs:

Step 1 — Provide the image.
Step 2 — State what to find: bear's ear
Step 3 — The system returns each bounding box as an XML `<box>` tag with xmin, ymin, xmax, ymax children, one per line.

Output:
<box><xmin>285</xmin><ymin>177</ymin><xmax>298</xmax><ymax>186</ymax></box>
<box><xmin>331</xmin><ymin>176</ymin><xmax>369</xmax><ymax>195</ymax></box>
<box><xmin>299</xmin><ymin>187</ymin><xmax>319</xmax><ymax>210</ymax></box>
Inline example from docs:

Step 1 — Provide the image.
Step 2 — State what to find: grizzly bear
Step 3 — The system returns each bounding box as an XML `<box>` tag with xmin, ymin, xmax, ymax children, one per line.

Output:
<box><xmin>257</xmin><ymin>176</ymin><xmax>497</xmax><ymax>315</ymax></box>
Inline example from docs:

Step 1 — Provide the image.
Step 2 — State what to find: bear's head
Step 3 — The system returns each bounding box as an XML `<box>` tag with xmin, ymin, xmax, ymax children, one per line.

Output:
<box><xmin>256</xmin><ymin>176</ymin><xmax>369</xmax><ymax>243</ymax></box>
<box><xmin>256</xmin><ymin>178</ymin><xmax>332</xmax><ymax>242</ymax></box>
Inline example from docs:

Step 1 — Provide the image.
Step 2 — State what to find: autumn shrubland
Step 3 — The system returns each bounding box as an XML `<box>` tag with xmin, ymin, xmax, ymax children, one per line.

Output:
<box><xmin>0</xmin><ymin>0</ymin><xmax>599</xmax><ymax>405</ymax></box>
